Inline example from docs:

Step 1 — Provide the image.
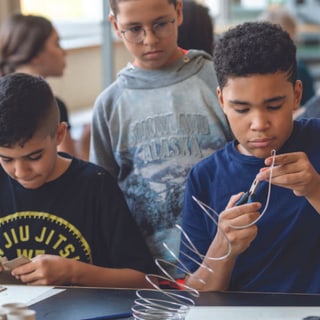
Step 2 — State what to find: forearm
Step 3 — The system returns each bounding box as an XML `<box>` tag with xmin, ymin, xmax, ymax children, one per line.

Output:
<box><xmin>185</xmin><ymin>236</ymin><xmax>236</xmax><ymax>292</ymax></box>
<box><xmin>186</xmin><ymin>255</ymin><xmax>236</xmax><ymax>292</ymax></box>
<box><xmin>182</xmin><ymin>200</ymin><xmax>260</xmax><ymax>292</ymax></box>
<box><xmin>69</xmin><ymin>260</ymin><xmax>152</xmax><ymax>288</ymax></box>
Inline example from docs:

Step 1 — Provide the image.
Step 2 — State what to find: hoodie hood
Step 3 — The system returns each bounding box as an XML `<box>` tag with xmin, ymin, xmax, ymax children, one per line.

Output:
<box><xmin>117</xmin><ymin>49</ymin><xmax>213</xmax><ymax>89</ymax></box>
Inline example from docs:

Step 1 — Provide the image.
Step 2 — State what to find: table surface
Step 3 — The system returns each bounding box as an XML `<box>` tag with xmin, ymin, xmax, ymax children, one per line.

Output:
<box><xmin>30</xmin><ymin>287</ymin><xmax>320</xmax><ymax>320</ymax></box>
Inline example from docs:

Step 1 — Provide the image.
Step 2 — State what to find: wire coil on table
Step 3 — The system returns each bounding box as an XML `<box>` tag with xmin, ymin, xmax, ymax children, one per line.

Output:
<box><xmin>131</xmin><ymin>243</ymin><xmax>197</xmax><ymax>319</ymax></box>
<box><xmin>131</xmin><ymin>190</ymin><xmax>235</xmax><ymax>319</ymax></box>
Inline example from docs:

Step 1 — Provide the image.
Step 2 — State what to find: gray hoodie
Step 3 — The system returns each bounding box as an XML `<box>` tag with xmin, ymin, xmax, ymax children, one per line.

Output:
<box><xmin>90</xmin><ymin>50</ymin><xmax>232</xmax><ymax>275</ymax></box>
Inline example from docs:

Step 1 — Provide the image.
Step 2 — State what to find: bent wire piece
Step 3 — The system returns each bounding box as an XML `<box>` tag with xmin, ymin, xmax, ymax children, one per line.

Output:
<box><xmin>230</xmin><ymin>149</ymin><xmax>276</xmax><ymax>229</ymax></box>
<box><xmin>188</xmin><ymin>197</ymin><xmax>232</xmax><ymax>264</ymax></box>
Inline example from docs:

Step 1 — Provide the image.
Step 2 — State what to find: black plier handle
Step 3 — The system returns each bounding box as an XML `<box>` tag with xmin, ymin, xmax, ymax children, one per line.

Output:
<box><xmin>235</xmin><ymin>177</ymin><xmax>260</xmax><ymax>206</ymax></box>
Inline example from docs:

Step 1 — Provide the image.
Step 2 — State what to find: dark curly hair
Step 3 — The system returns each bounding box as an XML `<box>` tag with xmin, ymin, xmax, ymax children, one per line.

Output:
<box><xmin>0</xmin><ymin>73</ymin><xmax>59</xmax><ymax>148</ymax></box>
<box><xmin>213</xmin><ymin>22</ymin><xmax>297</xmax><ymax>89</ymax></box>
<box><xmin>109</xmin><ymin>0</ymin><xmax>177</xmax><ymax>17</ymax></box>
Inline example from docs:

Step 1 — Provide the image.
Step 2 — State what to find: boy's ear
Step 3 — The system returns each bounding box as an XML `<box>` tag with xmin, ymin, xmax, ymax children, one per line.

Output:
<box><xmin>109</xmin><ymin>14</ymin><xmax>122</xmax><ymax>39</ymax></box>
<box><xmin>293</xmin><ymin>80</ymin><xmax>303</xmax><ymax>111</ymax></box>
<box><xmin>56</xmin><ymin>122</ymin><xmax>67</xmax><ymax>146</ymax></box>
<box><xmin>176</xmin><ymin>0</ymin><xmax>183</xmax><ymax>26</ymax></box>
<box><xmin>216</xmin><ymin>86</ymin><xmax>225</xmax><ymax>110</ymax></box>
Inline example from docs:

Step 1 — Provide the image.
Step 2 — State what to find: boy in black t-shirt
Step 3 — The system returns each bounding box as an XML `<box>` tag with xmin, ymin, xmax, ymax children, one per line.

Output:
<box><xmin>0</xmin><ymin>73</ymin><xmax>155</xmax><ymax>288</ymax></box>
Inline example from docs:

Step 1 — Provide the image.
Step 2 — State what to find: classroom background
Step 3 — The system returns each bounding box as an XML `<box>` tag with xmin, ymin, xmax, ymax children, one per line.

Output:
<box><xmin>0</xmin><ymin>0</ymin><xmax>319</xmax><ymax>135</ymax></box>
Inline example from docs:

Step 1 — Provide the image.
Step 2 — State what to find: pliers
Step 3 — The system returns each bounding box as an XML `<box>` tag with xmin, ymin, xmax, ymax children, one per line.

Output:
<box><xmin>235</xmin><ymin>177</ymin><xmax>261</xmax><ymax>206</ymax></box>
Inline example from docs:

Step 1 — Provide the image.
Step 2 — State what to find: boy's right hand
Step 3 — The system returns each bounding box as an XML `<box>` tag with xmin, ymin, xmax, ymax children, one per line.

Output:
<box><xmin>215</xmin><ymin>193</ymin><xmax>261</xmax><ymax>258</ymax></box>
<box><xmin>188</xmin><ymin>194</ymin><xmax>262</xmax><ymax>292</ymax></box>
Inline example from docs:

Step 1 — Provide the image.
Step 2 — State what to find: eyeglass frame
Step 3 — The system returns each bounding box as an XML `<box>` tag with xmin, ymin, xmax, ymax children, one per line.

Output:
<box><xmin>119</xmin><ymin>18</ymin><xmax>176</xmax><ymax>44</ymax></box>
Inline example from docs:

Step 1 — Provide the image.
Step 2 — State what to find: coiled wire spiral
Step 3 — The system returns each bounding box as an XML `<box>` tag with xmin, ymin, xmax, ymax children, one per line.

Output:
<box><xmin>131</xmin><ymin>236</ymin><xmax>197</xmax><ymax>319</ymax></box>
<box><xmin>131</xmin><ymin>220</ymin><xmax>232</xmax><ymax>319</ymax></box>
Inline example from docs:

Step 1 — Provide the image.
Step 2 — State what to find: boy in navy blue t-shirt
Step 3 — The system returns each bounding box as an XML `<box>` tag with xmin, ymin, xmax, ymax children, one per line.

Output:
<box><xmin>180</xmin><ymin>22</ymin><xmax>320</xmax><ymax>293</ymax></box>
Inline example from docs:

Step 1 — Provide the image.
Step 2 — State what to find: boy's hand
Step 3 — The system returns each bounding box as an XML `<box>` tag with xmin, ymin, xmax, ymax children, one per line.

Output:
<box><xmin>187</xmin><ymin>195</ymin><xmax>261</xmax><ymax>292</ymax></box>
<box><xmin>257</xmin><ymin>152</ymin><xmax>320</xmax><ymax>213</ymax></box>
<box><xmin>214</xmin><ymin>194</ymin><xmax>261</xmax><ymax>258</ymax></box>
<box><xmin>257</xmin><ymin>152</ymin><xmax>320</xmax><ymax>197</ymax></box>
<box><xmin>11</xmin><ymin>254</ymin><xmax>71</xmax><ymax>285</ymax></box>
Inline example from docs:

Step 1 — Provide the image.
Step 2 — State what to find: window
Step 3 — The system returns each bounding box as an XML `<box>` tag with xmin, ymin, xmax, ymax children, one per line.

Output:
<box><xmin>20</xmin><ymin>0</ymin><xmax>102</xmax><ymax>20</ymax></box>
<box><xmin>20</xmin><ymin>0</ymin><xmax>104</xmax><ymax>48</ymax></box>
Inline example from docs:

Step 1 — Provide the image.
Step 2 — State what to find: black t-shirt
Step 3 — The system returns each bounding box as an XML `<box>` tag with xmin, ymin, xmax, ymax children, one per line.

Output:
<box><xmin>0</xmin><ymin>155</ymin><xmax>155</xmax><ymax>274</ymax></box>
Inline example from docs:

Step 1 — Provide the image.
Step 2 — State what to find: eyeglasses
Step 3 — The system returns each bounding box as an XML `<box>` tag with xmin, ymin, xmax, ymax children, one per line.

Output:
<box><xmin>120</xmin><ymin>18</ymin><xmax>176</xmax><ymax>44</ymax></box>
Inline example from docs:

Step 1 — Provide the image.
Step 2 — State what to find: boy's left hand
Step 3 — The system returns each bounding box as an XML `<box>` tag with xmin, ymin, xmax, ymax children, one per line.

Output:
<box><xmin>257</xmin><ymin>152</ymin><xmax>320</xmax><ymax>211</ymax></box>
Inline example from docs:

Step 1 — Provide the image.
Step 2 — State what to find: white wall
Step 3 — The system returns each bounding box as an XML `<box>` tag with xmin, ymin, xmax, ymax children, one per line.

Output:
<box><xmin>47</xmin><ymin>41</ymin><xmax>132</xmax><ymax>113</ymax></box>
<box><xmin>47</xmin><ymin>45</ymin><xmax>103</xmax><ymax>112</ymax></box>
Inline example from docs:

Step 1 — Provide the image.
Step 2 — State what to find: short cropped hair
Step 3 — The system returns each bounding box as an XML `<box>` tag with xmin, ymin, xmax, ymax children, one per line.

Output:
<box><xmin>213</xmin><ymin>22</ymin><xmax>297</xmax><ymax>89</ymax></box>
<box><xmin>0</xmin><ymin>73</ymin><xmax>59</xmax><ymax>147</ymax></box>
<box><xmin>109</xmin><ymin>0</ymin><xmax>177</xmax><ymax>17</ymax></box>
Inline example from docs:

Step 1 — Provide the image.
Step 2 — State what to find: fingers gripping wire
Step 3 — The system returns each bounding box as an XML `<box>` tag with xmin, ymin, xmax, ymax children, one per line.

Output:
<box><xmin>150</xmin><ymin>195</ymin><xmax>233</xmax><ymax>300</ymax></box>
<box><xmin>192</xmin><ymin>149</ymin><xmax>276</xmax><ymax>231</ymax></box>
<box><xmin>234</xmin><ymin>177</ymin><xmax>261</xmax><ymax>206</ymax></box>
<box><xmin>181</xmin><ymin>149</ymin><xmax>276</xmax><ymax>283</ymax></box>
<box><xmin>187</xmin><ymin>197</ymin><xmax>232</xmax><ymax>263</ymax></box>
<box><xmin>230</xmin><ymin>149</ymin><xmax>276</xmax><ymax>229</ymax></box>
<box><xmin>174</xmin><ymin>195</ymin><xmax>233</xmax><ymax>289</ymax></box>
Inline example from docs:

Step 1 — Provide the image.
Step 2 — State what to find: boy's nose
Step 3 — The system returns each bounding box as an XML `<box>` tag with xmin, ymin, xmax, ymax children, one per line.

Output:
<box><xmin>14</xmin><ymin>162</ymin><xmax>31</xmax><ymax>179</ymax></box>
<box><xmin>251</xmin><ymin>113</ymin><xmax>270</xmax><ymax>131</ymax></box>
<box><xmin>143</xmin><ymin>28</ymin><xmax>159</xmax><ymax>45</ymax></box>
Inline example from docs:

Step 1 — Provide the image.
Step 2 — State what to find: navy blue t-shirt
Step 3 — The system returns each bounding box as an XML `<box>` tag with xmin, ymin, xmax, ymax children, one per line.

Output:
<box><xmin>180</xmin><ymin>119</ymin><xmax>320</xmax><ymax>293</ymax></box>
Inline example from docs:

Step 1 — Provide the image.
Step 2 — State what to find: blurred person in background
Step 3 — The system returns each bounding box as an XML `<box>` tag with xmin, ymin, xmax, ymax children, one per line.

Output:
<box><xmin>258</xmin><ymin>5</ymin><xmax>316</xmax><ymax>106</ymax></box>
<box><xmin>0</xmin><ymin>13</ymin><xmax>90</xmax><ymax>160</ymax></box>
<box><xmin>178</xmin><ymin>0</ymin><xmax>214</xmax><ymax>55</ymax></box>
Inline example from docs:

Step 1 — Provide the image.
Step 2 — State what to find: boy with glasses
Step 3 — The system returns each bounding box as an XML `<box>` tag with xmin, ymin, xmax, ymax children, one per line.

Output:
<box><xmin>90</xmin><ymin>0</ymin><xmax>232</xmax><ymax>278</ymax></box>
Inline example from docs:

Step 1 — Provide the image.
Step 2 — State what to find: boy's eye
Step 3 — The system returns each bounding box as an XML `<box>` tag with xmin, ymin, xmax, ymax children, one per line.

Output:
<box><xmin>28</xmin><ymin>153</ymin><xmax>42</xmax><ymax>161</ymax></box>
<box><xmin>128</xmin><ymin>26</ymin><xmax>143</xmax><ymax>34</ymax></box>
<box><xmin>153</xmin><ymin>21</ymin><xmax>167</xmax><ymax>30</ymax></box>
<box><xmin>267</xmin><ymin>105</ymin><xmax>281</xmax><ymax>111</ymax></box>
<box><xmin>234</xmin><ymin>108</ymin><xmax>249</xmax><ymax>114</ymax></box>
<box><xmin>0</xmin><ymin>157</ymin><xmax>12</xmax><ymax>163</ymax></box>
